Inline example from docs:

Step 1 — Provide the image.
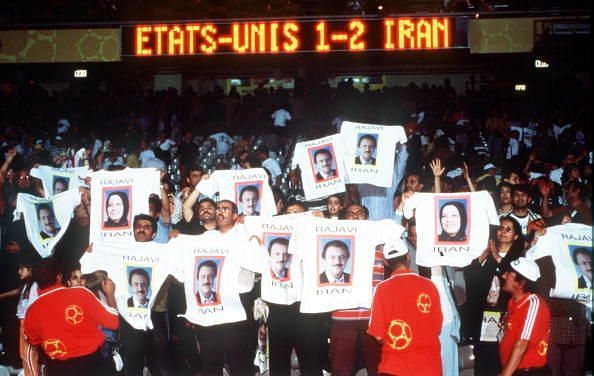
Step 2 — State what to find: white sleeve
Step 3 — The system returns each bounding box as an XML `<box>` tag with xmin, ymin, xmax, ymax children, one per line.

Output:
<box><xmin>196</xmin><ymin>174</ymin><xmax>219</xmax><ymax>198</ymax></box>
<box><xmin>480</xmin><ymin>191</ymin><xmax>500</xmax><ymax>225</ymax></box>
<box><xmin>403</xmin><ymin>193</ymin><xmax>418</xmax><ymax>220</ymax></box>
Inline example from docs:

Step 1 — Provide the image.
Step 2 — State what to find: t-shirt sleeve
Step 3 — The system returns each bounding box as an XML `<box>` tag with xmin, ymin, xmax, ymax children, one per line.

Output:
<box><xmin>403</xmin><ymin>193</ymin><xmax>418</xmax><ymax>220</ymax></box>
<box><xmin>519</xmin><ymin>295</ymin><xmax>542</xmax><ymax>341</ymax></box>
<box><xmin>84</xmin><ymin>288</ymin><xmax>119</xmax><ymax>330</ymax></box>
<box><xmin>23</xmin><ymin>306</ymin><xmax>41</xmax><ymax>345</ymax></box>
<box><xmin>367</xmin><ymin>285</ymin><xmax>386</xmax><ymax>340</ymax></box>
<box><xmin>196</xmin><ymin>175</ymin><xmax>219</xmax><ymax>198</ymax></box>
<box><xmin>481</xmin><ymin>191</ymin><xmax>500</xmax><ymax>225</ymax></box>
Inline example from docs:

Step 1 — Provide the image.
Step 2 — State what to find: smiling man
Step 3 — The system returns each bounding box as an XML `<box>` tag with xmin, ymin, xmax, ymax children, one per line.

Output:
<box><xmin>320</xmin><ymin>240</ymin><xmax>351</xmax><ymax>284</ymax></box>
<box><xmin>355</xmin><ymin>134</ymin><xmax>377</xmax><ymax>165</ymax></box>
<box><xmin>127</xmin><ymin>268</ymin><xmax>150</xmax><ymax>308</ymax></box>
<box><xmin>314</xmin><ymin>148</ymin><xmax>337</xmax><ymax>182</ymax></box>
<box><xmin>196</xmin><ymin>260</ymin><xmax>218</xmax><ymax>305</ymax></box>
<box><xmin>239</xmin><ymin>185</ymin><xmax>260</xmax><ymax>216</ymax></box>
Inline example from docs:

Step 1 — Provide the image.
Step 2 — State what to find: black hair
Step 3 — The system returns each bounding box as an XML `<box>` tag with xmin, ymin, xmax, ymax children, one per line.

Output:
<box><xmin>313</xmin><ymin>148</ymin><xmax>332</xmax><ymax>162</ymax></box>
<box><xmin>33</xmin><ymin>256</ymin><xmax>61</xmax><ymax>290</ymax></box>
<box><xmin>239</xmin><ymin>185</ymin><xmax>259</xmax><ymax>201</ymax></box>
<box><xmin>438</xmin><ymin>201</ymin><xmax>468</xmax><ymax>241</ymax></box>
<box><xmin>128</xmin><ymin>268</ymin><xmax>150</xmax><ymax>286</ymax></box>
<box><xmin>357</xmin><ymin>134</ymin><xmax>377</xmax><ymax>147</ymax></box>
<box><xmin>218</xmin><ymin>199</ymin><xmax>238</xmax><ymax>215</ymax></box>
<box><xmin>36</xmin><ymin>203</ymin><xmax>54</xmax><ymax>220</ymax></box>
<box><xmin>322</xmin><ymin>240</ymin><xmax>350</xmax><ymax>260</ymax></box>
<box><xmin>268</xmin><ymin>237</ymin><xmax>290</xmax><ymax>255</ymax></box>
<box><xmin>572</xmin><ymin>247</ymin><xmax>591</xmax><ymax>265</ymax></box>
<box><xmin>344</xmin><ymin>203</ymin><xmax>369</xmax><ymax>219</ymax></box>
<box><xmin>197</xmin><ymin>260</ymin><xmax>218</xmax><ymax>276</ymax></box>
<box><xmin>104</xmin><ymin>191</ymin><xmax>130</xmax><ymax>226</ymax></box>
<box><xmin>133</xmin><ymin>214</ymin><xmax>157</xmax><ymax>233</ymax></box>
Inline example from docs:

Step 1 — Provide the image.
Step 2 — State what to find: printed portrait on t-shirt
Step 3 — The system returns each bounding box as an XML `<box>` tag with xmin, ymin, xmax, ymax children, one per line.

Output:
<box><xmin>264</xmin><ymin>233</ymin><xmax>292</xmax><ymax>281</ymax></box>
<box><xmin>317</xmin><ymin>236</ymin><xmax>355</xmax><ymax>286</ymax></box>
<box><xmin>52</xmin><ymin>176</ymin><xmax>70</xmax><ymax>195</ymax></box>
<box><xmin>435</xmin><ymin>196</ymin><xmax>471</xmax><ymax>245</ymax></box>
<box><xmin>354</xmin><ymin>133</ymin><xmax>378</xmax><ymax>166</ymax></box>
<box><xmin>308</xmin><ymin>144</ymin><xmax>339</xmax><ymax>183</ymax></box>
<box><xmin>126</xmin><ymin>266</ymin><xmax>152</xmax><ymax>310</ymax></box>
<box><xmin>35</xmin><ymin>202</ymin><xmax>61</xmax><ymax>241</ymax></box>
<box><xmin>102</xmin><ymin>187</ymin><xmax>132</xmax><ymax>230</ymax></box>
<box><xmin>569</xmin><ymin>245</ymin><xmax>592</xmax><ymax>290</ymax></box>
<box><xmin>235</xmin><ymin>181</ymin><xmax>263</xmax><ymax>217</ymax></box>
<box><xmin>194</xmin><ymin>257</ymin><xmax>223</xmax><ymax>306</ymax></box>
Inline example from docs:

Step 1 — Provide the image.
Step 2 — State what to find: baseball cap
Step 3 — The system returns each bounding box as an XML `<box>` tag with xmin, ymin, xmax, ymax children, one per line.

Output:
<box><xmin>510</xmin><ymin>257</ymin><xmax>540</xmax><ymax>282</ymax></box>
<box><xmin>483</xmin><ymin>163</ymin><xmax>497</xmax><ymax>171</ymax></box>
<box><xmin>383</xmin><ymin>239</ymin><xmax>409</xmax><ymax>260</ymax></box>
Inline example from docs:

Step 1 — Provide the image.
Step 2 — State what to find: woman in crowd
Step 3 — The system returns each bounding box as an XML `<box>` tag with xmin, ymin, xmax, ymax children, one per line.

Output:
<box><xmin>462</xmin><ymin>215</ymin><xmax>524</xmax><ymax>376</ymax></box>
<box><xmin>496</xmin><ymin>182</ymin><xmax>513</xmax><ymax>215</ymax></box>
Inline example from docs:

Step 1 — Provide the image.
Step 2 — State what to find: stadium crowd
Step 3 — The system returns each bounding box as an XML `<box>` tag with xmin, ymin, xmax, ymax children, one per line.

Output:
<box><xmin>0</xmin><ymin>74</ymin><xmax>591</xmax><ymax>376</ymax></box>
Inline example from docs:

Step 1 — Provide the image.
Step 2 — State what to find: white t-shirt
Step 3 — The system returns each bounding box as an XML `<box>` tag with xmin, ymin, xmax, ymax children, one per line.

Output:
<box><xmin>291</xmin><ymin>134</ymin><xmax>346</xmax><ymax>201</ymax></box>
<box><xmin>506</xmin><ymin>138</ymin><xmax>519</xmax><ymax>159</ymax></box>
<box><xmin>90</xmin><ymin>168</ymin><xmax>161</xmax><ymax>245</ymax></box>
<box><xmin>271</xmin><ymin>109</ymin><xmax>292</xmax><ymax>127</ymax></box>
<box><xmin>340</xmin><ymin>121</ymin><xmax>407</xmax><ymax>187</ymax></box>
<box><xmin>262</xmin><ymin>158</ymin><xmax>282</xmax><ymax>184</ymax></box>
<box><xmin>209</xmin><ymin>132</ymin><xmax>234</xmax><ymax>156</ymax></box>
<box><xmin>403</xmin><ymin>191</ymin><xmax>500</xmax><ymax>267</ymax></box>
<box><xmin>16</xmin><ymin>282</ymin><xmax>39</xmax><ymax>319</ymax></box>
<box><xmin>243</xmin><ymin>213</ymin><xmax>310</xmax><ymax>305</ymax></box>
<box><xmin>526</xmin><ymin>223</ymin><xmax>592</xmax><ymax>309</ymax></box>
<box><xmin>169</xmin><ymin>228</ymin><xmax>259</xmax><ymax>326</ymax></box>
<box><xmin>196</xmin><ymin>168</ymin><xmax>277</xmax><ymax>217</ymax></box>
<box><xmin>80</xmin><ymin>242</ymin><xmax>176</xmax><ymax>330</ymax></box>
<box><xmin>500</xmin><ymin>209</ymin><xmax>542</xmax><ymax>236</ymax></box>
<box><xmin>14</xmin><ymin>190</ymin><xmax>81</xmax><ymax>258</ymax></box>
<box><xmin>30</xmin><ymin>165</ymin><xmax>91</xmax><ymax>198</ymax></box>
<box><xmin>139</xmin><ymin>149</ymin><xmax>156</xmax><ymax>167</ymax></box>
<box><xmin>289</xmin><ymin>216</ymin><xmax>404</xmax><ymax>313</ymax></box>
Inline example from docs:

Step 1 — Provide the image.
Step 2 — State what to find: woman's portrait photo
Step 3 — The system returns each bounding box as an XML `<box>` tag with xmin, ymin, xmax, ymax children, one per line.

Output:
<box><xmin>436</xmin><ymin>198</ymin><xmax>469</xmax><ymax>243</ymax></box>
<box><xmin>103</xmin><ymin>188</ymin><xmax>131</xmax><ymax>228</ymax></box>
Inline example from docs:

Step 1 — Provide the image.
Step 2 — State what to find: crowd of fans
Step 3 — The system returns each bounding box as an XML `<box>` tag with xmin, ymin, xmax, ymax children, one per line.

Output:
<box><xmin>0</xmin><ymin>72</ymin><xmax>592</xmax><ymax>376</ymax></box>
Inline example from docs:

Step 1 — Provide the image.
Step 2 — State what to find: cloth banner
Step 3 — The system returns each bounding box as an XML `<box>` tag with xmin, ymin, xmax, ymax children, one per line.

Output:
<box><xmin>340</xmin><ymin>121</ymin><xmax>407</xmax><ymax>187</ymax></box>
<box><xmin>80</xmin><ymin>242</ymin><xmax>175</xmax><ymax>330</ymax></box>
<box><xmin>196</xmin><ymin>168</ymin><xmax>277</xmax><ymax>217</ymax></box>
<box><xmin>291</xmin><ymin>134</ymin><xmax>346</xmax><ymax>200</ymax></box>
<box><xmin>289</xmin><ymin>216</ymin><xmax>402</xmax><ymax>313</ymax></box>
<box><xmin>89</xmin><ymin>168</ymin><xmax>160</xmax><ymax>245</ymax></box>
<box><xmin>30</xmin><ymin>165</ymin><xmax>91</xmax><ymax>198</ymax></box>
<box><xmin>403</xmin><ymin>191</ymin><xmax>500</xmax><ymax>267</ymax></box>
<box><xmin>14</xmin><ymin>190</ymin><xmax>80</xmax><ymax>258</ymax></box>
<box><xmin>243</xmin><ymin>213</ymin><xmax>311</xmax><ymax>305</ymax></box>
<box><xmin>526</xmin><ymin>223</ymin><xmax>592</xmax><ymax>309</ymax></box>
<box><xmin>169</xmin><ymin>229</ymin><xmax>259</xmax><ymax>326</ymax></box>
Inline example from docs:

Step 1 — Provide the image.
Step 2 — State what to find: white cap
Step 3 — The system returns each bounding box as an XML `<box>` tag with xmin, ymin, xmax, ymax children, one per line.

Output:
<box><xmin>510</xmin><ymin>257</ymin><xmax>540</xmax><ymax>282</ymax></box>
<box><xmin>446</xmin><ymin>168</ymin><xmax>463</xmax><ymax>178</ymax></box>
<box><xmin>383</xmin><ymin>240</ymin><xmax>409</xmax><ymax>260</ymax></box>
<box><xmin>483</xmin><ymin>163</ymin><xmax>497</xmax><ymax>171</ymax></box>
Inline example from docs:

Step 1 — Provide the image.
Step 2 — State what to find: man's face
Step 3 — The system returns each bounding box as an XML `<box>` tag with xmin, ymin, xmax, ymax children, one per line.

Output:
<box><xmin>54</xmin><ymin>181</ymin><xmax>67</xmax><ymax>194</ymax></box>
<box><xmin>198</xmin><ymin>201</ymin><xmax>216</xmax><ymax>222</ymax></box>
<box><xmin>505</xmin><ymin>173</ymin><xmax>520</xmax><ymax>185</ymax></box>
<box><xmin>269</xmin><ymin>242</ymin><xmax>289</xmax><ymax>275</ymax></box>
<box><xmin>408</xmin><ymin>225</ymin><xmax>417</xmax><ymax>248</ymax></box>
<box><xmin>315</xmin><ymin>152</ymin><xmax>333</xmax><ymax>175</ymax></box>
<box><xmin>358</xmin><ymin>138</ymin><xmax>376</xmax><ymax>162</ymax></box>
<box><xmin>324</xmin><ymin>245</ymin><xmax>348</xmax><ymax>279</ymax></box>
<box><xmin>240</xmin><ymin>190</ymin><xmax>259</xmax><ymax>215</ymax></box>
<box><xmin>344</xmin><ymin>205</ymin><xmax>367</xmax><ymax>220</ymax></box>
<box><xmin>187</xmin><ymin>170</ymin><xmax>202</xmax><ymax>187</ymax></box>
<box><xmin>512</xmin><ymin>190</ymin><xmax>530</xmax><ymax>210</ymax></box>
<box><xmin>39</xmin><ymin>208</ymin><xmax>56</xmax><ymax>234</ymax></box>
<box><xmin>286</xmin><ymin>204</ymin><xmax>305</xmax><ymax>214</ymax></box>
<box><xmin>502</xmin><ymin>271</ymin><xmax>520</xmax><ymax>294</ymax></box>
<box><xmin>405</xmin><ymin>175</ymin><xmax>422</xmax><ymax>192</ymax></box>
<box><xmin>131</xmin><ymin>274</ymin><xmax>149</xmax><ymax>304</ymax></box>
<box><xmin>134</xmin><ymin>219</ymin><xmax>155</xmax><ymax>242</ymax></box>
<box><xmin>68</xmin><ymin>270</ymin><xmax>82</xmax><ymax>287</ymax></box>
<box><xmin>198</xmin><ymin>265</ymin><xmax>216</xmax><ymax>297</ymax></box>
<box><xmin>576</xmin><ymin>253</ymin><xmax>592</xmax><ymax>282</ymax></box>
<box><xmin>216</xmin><ymin>202</ymin><xmax>236</xmax><ymax>228</ymax></box>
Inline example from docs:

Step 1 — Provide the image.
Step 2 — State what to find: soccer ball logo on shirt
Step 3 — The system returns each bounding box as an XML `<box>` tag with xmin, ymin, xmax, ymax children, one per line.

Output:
<box><xmin>64</xmin><ymin>304</ymin><xmax>84</xmax><ymax>325</ymax></box>
<box><xmin>43</xmin><ymin>339</ymin><xmax>68</xmax><ymax>359</ymax></box>
<box><xmin>416</xmin><ymin>293</ymin><xmax>432</xmax><ymax>314</ymax></box>
<box><xmin>387</xmin><ymin>319</ymin><xmax>412</xmax><ymax>350</ymax></box>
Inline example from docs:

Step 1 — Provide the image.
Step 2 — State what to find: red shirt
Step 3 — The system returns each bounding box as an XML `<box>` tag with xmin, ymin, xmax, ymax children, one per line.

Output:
<box><xmin>24</xmin><ymin>285</ymin><xmax>119</xmax><ymax>360</ymax></box>
<box><xmin>499</xmin><ymin>293</ymin><xmax>550</xmax><ymax>370</ymax></box>
<box><xmin>368</xmin><ymin>269</ymin><xmax>443</xmax><ymax>376</ymax></box>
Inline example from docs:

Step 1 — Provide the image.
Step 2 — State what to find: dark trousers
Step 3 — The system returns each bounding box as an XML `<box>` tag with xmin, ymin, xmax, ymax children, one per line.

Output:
<box><xmin>514</xmin><ymin>366</ymin><xmax>553</xmax><ymax>376</ymax></box>
<box><xmin>119</xmin><ymin>311</ymin><xmax>171</xmax><ymax>376</ymax></box>
<box><xmin>474</xmin><ymin>341</ymin><xmax>501</xmax><ymax>376</ymax></box>
<box><xmin>268</xmin><ymin>303</ymin><xmax>329</xmax><ymax>376</ymax></box>
<box><xmin>330</xmin><ymin>319</ymin><xmax>381</xmax><ymax>376</ymax></box>
<box><xmin>194</xmin><ymin>320</ymin><xmax>253</xmax><ymax>376</ymax></box>
<box><xmin>548</xmin><ymin>342</ymin><xmax>585</xmax><ymax>376</ymax></box>
<box><xmin>45</xmin><ymin>350</ymin><xmax>106</xmax><ymax>376</ymax></box>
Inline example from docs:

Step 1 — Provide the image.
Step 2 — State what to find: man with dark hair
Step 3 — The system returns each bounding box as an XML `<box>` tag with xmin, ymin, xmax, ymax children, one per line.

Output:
<box><xmin>404</xmin><ymin>172</ymin><xmax>425</xmax><ymax>193</ymax></box>
<box><xmin>268</xmin><ymin>237</ymin><xmax>290</xmax><ymax>280</ymax></box>
<box><xmin>499</xmin><ymin>257</ymin><xmax>551</xmax><ymax>375</ymax></box>
<box><xmin>239</xmin><ymin>185</ymin><xmax>260</xmax><ymax>216</ymax></box>
<box><xmin>24</xmin><ymin>256</ymin><xmax>118</xmax><ymax>375</ymax></box>
<box><xmin>196</xmin><ymin>260</ymin><xmax>218</xmax><ymax>305</ymax></box>
<box><xmin>368</xmin><ymin>240</ymin><xmax>443</xmax><ymax>375</ymax></box>
<box><xmin>133</xmin><ymin>214</ymin><xmax>157</xmax><ymax>242</ymax></box>
<box><xmin>37</xmin><ymin>203</ymin><xmax>59</xmax><ymax>239</ymax></box>
<box><xmin>355</xmin><ymin>134</ymin><xmax>377</xmax><ymax>165</ymax></box>
<box><xmin>319</xmin><ymin>240</ymin><xmax>351</xmax><ymax>284</ymax></box>
<box><xmin>501</xmin><ymin>184</ymin><xmax>542</xmax><ymax>237</ymax></box>
<box><xmin>127</xmin><ymin>268</ymin><xmax>151</xmax><ymax>308</ymax></box>
<box><xmin>572</xmin><ymin>248</ymin><xmax>592</xmax><ymax>289</ymax></box>
<box><xmin>313</xmin><ymin>148</ymin><xmax>337</xmax><ymax>182</ymax></box>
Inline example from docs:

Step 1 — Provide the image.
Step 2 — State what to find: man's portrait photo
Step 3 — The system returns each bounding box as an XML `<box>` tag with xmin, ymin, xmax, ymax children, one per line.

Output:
<box><xmin>52</xmin><ymin>176</ymin><xmax>70</xmax><ymax>195</ymax></box>
<box><xmin>319</xmin><ymin>238</ymin><xmax>353</xmax><ymax>285</ymax></box>
<box><xmin>310</xmin><ymin>145</ymin><xmax>338</xmax><ymax>183</ymax></box>
<box><xmin>571</xmin><ymin>246</ymin><xmax>592</xmax><ymax>289</ymax></box>
<box><xmin>236</xmin><ymin>183</ymin><xmax>261</xmax><ymax>216</ymax></box>
<box><xmin>36</xmin><ymin>203</ymin><xmax>60</xmax><ymax>240</ymax></box>
<box><xmin>266</xmin><ymin>235</ymin><xmax>291</xmax><ymax>281</ymax></box>
<box><xmin>127</xmin><ymin>267</ymin><xmax>151</xmax><ymax>309</ymax></box>
<box><xmin>354</xmin><ymin>134</ymin><xmax>378</xmax><ymax>166</ymax></box>
<box><xmin>195</xmin><ymin>259</ymin><xmax>221</xmax><ymax>306</ymax></box>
